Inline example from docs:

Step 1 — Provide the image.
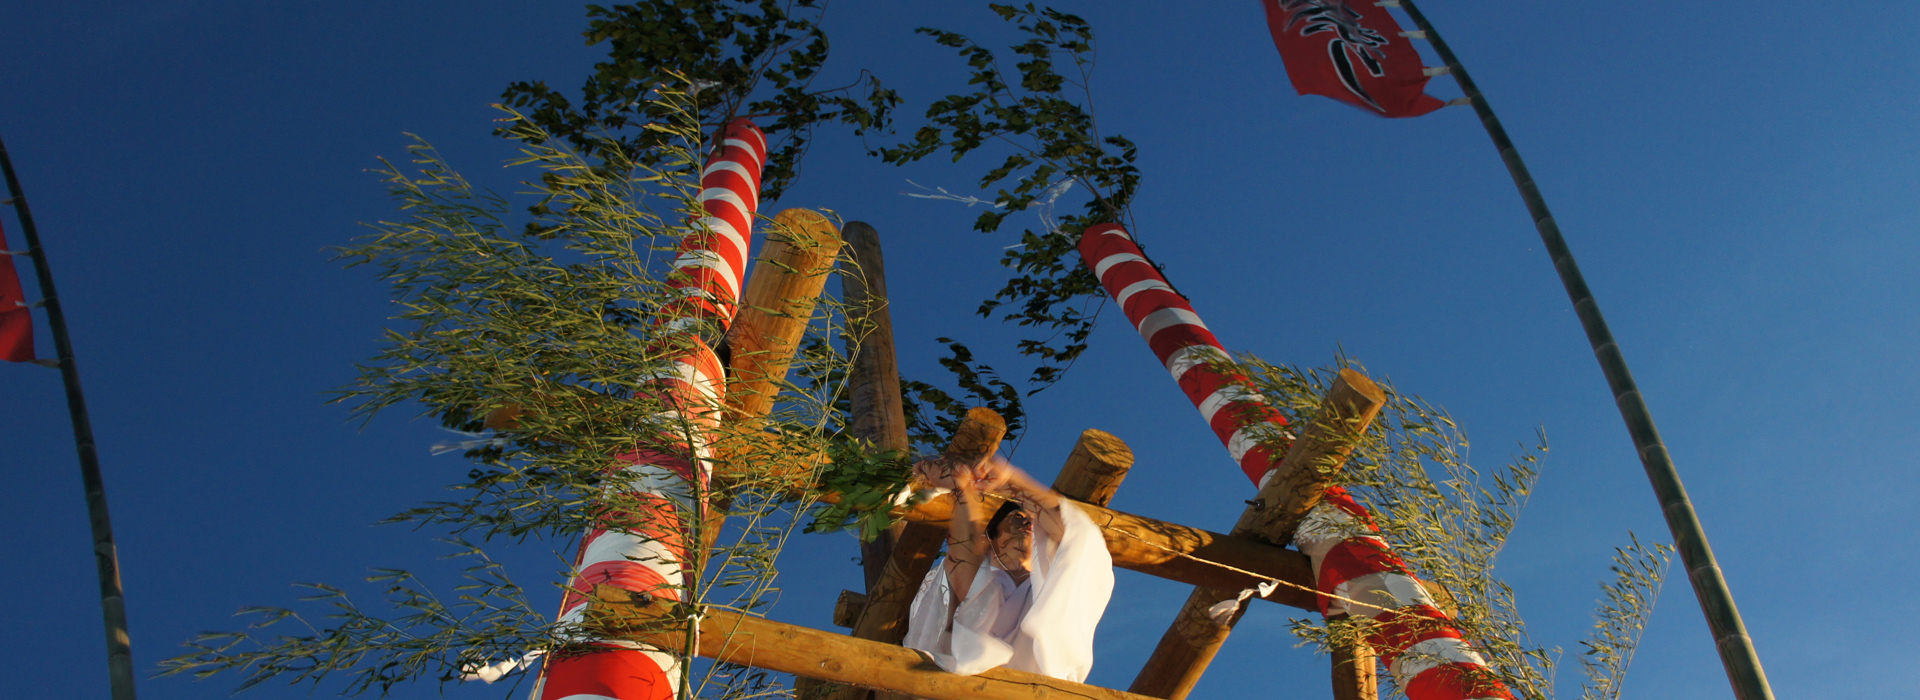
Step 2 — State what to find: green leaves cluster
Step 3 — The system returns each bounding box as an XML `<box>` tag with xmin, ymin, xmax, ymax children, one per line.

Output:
<box><xmin>503</xmin><ymin>0</ymin><xmax>899</xmax><ymax>200</ymax></box>
<box><xmin>882</xmin><ymin>4</ymin><xmax>1143</xmax><ymax>391</ymax></box>
<box><xmin>803</xmin><ymin>440</ymin><xmax>916</xmax><ymax>541</ymax></box>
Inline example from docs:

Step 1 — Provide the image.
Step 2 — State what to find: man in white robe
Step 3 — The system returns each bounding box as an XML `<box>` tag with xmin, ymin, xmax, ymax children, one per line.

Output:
<box><xmin>900</xmin><ymin>455</ymin><xmax>1114</xmax><ymax>683</ymax></box>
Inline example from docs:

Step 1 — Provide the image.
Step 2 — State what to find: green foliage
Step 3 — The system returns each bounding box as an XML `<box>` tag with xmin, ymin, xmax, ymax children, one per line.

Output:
<box><xmin>162</xmin><ymin>87</ymin><xmax>849</xmax><ymax>698</ymax></box>
<box><xmin>803</xmin><ymin>440</ymin><xmax>916</xmax><ymax>541</ymax></box>
<box><xmin>1578</xmin><ymin>534</ymin><xmax>1671</xmax><ymax>700</ymax></box>
<box><xmin>901</xmin><ymin>338</ymin><xmax>1027</xmax><ymax>454</ymax></box>
<box><xmin>881</xmin><ymin>4</ymin><xmax>1142</xmax><ymax>391</ymax></box>
<box><xmin>1231</xmin><ymin>356</ymin><xmax>1668</xmax><ymax>700</ymax></box>
<box><xmin>503</xmin><ymin>0</ymin><xmax>900</xmax><ymax>200</ymax></box>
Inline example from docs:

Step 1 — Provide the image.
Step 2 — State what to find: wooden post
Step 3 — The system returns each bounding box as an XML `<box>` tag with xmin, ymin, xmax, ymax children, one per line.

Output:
<box><xmin>725</xmin><ymin>208</ymin><xmax>846</xmax><ymax>424</ymax></box>
<box><xmin>1128</xmin><ymin>370</ymin><xmax>1387</xmax><ymax>699</ymax></box>
<box><xmin>590</xmin><ymin>586</ymin><xmax>1161</xmax><ymax>700</ymax></box>
<box><xmin>1330</xmin><ymin>631</ymin><xmax>1379</xmax><ymax>700</ymax></box>
<box><xmin>1051</xmin><ymin>429</ymin><xmax>1133</xmax><ymax>507</ymax></box>
<box><xmin>840</xmin><ymin>221</ymin><xmax>913</xmax><ymax>591</ymax></box>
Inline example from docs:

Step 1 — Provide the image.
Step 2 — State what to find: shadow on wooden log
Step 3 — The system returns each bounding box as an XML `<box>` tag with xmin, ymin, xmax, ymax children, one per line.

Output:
<box><xmin>586</xmin><ymin>585</ymin><xmax>1166</xmax><ymax>700</ymax></box>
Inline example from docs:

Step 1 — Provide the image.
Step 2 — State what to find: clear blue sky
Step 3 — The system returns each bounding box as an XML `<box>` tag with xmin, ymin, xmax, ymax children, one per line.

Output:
<box><xmin>3</xmin><ymin>2</ymin><xmax>1915</xmax><ymax>698</ymax></box>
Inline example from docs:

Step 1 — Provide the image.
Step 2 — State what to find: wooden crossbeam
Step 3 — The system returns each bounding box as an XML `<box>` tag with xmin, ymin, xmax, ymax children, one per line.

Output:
<box><xmin>1129</xmin><ymin>369</ymin><xmax>1388</xmax><ymax>700</ymax></box>
<box><xmin>886</xmin><ymin>476</ymin><xmax>1320</xmax><ymax>610</ymax></box>
<box><xmin>588</xmin><ymin>586</ymin><xmax>1159</xmax><ymax>700</ymax></box>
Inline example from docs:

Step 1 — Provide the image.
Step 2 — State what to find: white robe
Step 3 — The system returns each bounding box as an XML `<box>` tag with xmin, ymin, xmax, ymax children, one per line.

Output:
<box><xmin>900</xmin><ymin>500</ymin><xmax>1114</xmax><ymax>683</ymax></box>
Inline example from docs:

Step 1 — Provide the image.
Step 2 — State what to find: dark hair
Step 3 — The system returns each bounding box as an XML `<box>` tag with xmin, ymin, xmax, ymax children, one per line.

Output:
<box><xmin>985</xmin><ymin>500</ymin><xmax>1022</xmax><ymax>538</ymax></box>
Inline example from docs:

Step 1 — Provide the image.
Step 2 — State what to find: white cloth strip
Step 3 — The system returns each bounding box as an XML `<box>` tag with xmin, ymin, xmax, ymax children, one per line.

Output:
<box><xmin>671</xmin><ymin>249</ymin><xmax>742</xmax><ymax>298</ymax></box>
<box><xmin>1114</xmin><ymin>278</ymin><xmax>1176</xmax><ymax>309</ymax></box>
<box><xmin>695</xmin><ymin>215</ymin><xmax>747</xmax><ymax>260</ymax></box>
<box><xmin>702</xmin><ymin>159</ymin><xmax>760</xmax><ymax>201</ymax></box>
<box><xmin>1197</xmin><ymin>385</ymin><xmax>1264</xmax><ymax>427</ymax></box>
<box><xmin>1226</xmin><ymin>426</ymin><xmax>1260</xmax><ymax>463</ymax></box>
<box><xmin>1136</xmin><ymin>307</ymin><xmax>1208</xmax><ymax>344</ymax></box>
<box><xmin>696</xmin><ymin>188</ymin><xmax>751</xmax><ymax>224</ymax></box>
<box><xmin>1094</xmin><ymin>226</ymin><xmax>1132</xmax><ymax>240</ymax></box>
<box><xmin>1329</xmin><ymin>570</ymin><xmax>1433</xmax><ymax>620</ymax></box>
<box><xmin>1423</xmin><ymin>65</ymin><xmax>1451</xmax><ymax>77</ymax></box>
<box><xmin>1400</xmin><ymin>30</ymin><xmax>1428</xmax><ymax>39</ymax></box>
<box><xmin>1164</xmin><ymin>344</ymin><xmax>1227</xmax><ymax>383</ymax></box>
<box><xmin>1389</xmin><ymin>636</ymin><xmax>1490</xmax><ymax>687</ymax></box>
<box><xmin>577</xmin><ymin>530</ymin><xmax>687</xmax><ymax>581</ymax></box>
<box><xmin>1092</xmin><ymin>252</ymin><xmax>1148</xmax><ymax>281</ymax></box>
<box><xmin>1293</xmin><ymin>502</ymin><xmax>1366</xmax><ymax>561</ymax></box>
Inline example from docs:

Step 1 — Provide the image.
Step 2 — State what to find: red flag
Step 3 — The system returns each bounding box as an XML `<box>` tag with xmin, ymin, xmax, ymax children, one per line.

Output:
<box><xmin>0</xmin><ymin>219</ymin><xmax>33</xmax><ymax>362</ymax></box>
<box><xmin>1262</xmin><ymin>0</ymin><xmax>1445</xmax><ymax>118</ymax></box>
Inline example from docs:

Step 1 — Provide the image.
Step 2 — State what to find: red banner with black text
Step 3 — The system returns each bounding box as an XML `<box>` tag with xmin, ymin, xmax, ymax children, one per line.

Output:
<box><xmin>1262</xmin><ymin>0</ymin><xmax>1445</xmax><ymax>118</ymax></box>
<box><xmin>0</xmin><ymin>220</ymin><xmax>33</xmax><ymax>362</ymax></box>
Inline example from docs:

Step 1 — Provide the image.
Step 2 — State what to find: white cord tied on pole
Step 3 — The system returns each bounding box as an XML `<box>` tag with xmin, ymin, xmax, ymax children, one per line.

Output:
<box><xmin>1206</xmin><ymin>579</ymin><xmax>1281</xmax><ymax>625</ymax></box>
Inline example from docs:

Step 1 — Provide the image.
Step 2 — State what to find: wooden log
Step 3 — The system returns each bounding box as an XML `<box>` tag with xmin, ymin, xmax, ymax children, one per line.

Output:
<box><xmin>588</xmin><ymin>586</ymin><xmax>1160</xmax><ymax>700</ymax></box>
<box><xmin>726</xmin><ymin>208</ymin><xmax>846</xmax><ymax>423</ymax></box>
<box><xmin>1051</xmin><ymin>429</ymin><xmax>1134</xmax><ymax>507</ymax></box>
<box><xmin>833</xmin><ymin>590</ymin><xmax>869</xmax><ymax>628</ymax></box>
<box><xmin>1128</xmin><ymin>369</ymin><xmax>1388</xmax><ymax>699</ymax></box>
<box><xmin>1331</xmin><ymin>631</ymin><xmax>1380</xmax><ymax>700</ymax></box>
<box><xmin>840</xmin><ymin>221</ymin><xmax>913</xmax><ymax>592</ymax></box>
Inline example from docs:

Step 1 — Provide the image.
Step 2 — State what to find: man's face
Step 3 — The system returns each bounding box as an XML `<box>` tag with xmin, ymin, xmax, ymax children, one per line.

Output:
<box><xmin>992</xmin><ymin>509</ymin><xmax>1035</xmax><ymax>572</ymax></box>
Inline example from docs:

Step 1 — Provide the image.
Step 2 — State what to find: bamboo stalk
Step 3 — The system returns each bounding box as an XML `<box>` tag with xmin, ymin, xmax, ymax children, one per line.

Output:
<box><xmin>589</xmin><ymin>585</ymin><xmax>1160</xmax><ymax>700</ymax></box>
<box><xmin>0</xmin><ymin>134</ymin><xmax>136</xmax><ymax>700</ymax></box>
<box><xmin>1395</xmin><ymin>3</ymin><xmax>1773</xmax><ymax>698</ymax></box>
<box><xmin>1129</xmin><ymin>370</ymin><xmax>1386</xmax><ymax>699</ymax></box>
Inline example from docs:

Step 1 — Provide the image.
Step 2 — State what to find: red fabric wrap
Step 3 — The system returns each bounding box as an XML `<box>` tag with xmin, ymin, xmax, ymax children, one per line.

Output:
<box><xmin>540</xmin><ymin>647</ymin><xmax>675</xmax><ymax>700</ymax></box>
<box><xmin>1261</xmin><ymin>0</ymin><xmax>1445</xmax><ymax>118</ymax></box>
<box><xmin>1077</xmin><ymin>222</ymin><xmax>1291</xmax><ymax>485</ymax></box>
<box><xmin>0</xmin><ymin>220</ymin><xmax>33</xmax><ymax>362</ymax></box>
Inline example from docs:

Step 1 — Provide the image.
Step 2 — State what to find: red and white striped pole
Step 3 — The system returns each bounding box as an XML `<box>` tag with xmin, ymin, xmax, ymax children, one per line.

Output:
<box><xmin>534</xmin><ymin>119</ymin><xmax>768</xmax><ymax>700</ymax></box>
<box><xmin>1078</xmin><ymin>223</ymin><xmax>1510</xmax><ymax>700</ymax></box>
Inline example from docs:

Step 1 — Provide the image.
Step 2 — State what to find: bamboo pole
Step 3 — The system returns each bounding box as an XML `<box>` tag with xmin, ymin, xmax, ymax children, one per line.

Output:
<box><xmin>1051</xmin><ymin>428</ymin><xmax>1133</xmax><ymax>507</ymax></box>
<box><xmin>840</xmin><ymin>221</ymin><xmax>912</xmax><ymax>591</ymax></box>
<box><xmin>0</xmin><ymin>135</ymin><xmax>136</xmax><ymax>700</ymax></box>
<box><xmin>1129</xmin><ymin>370</ymin><xmax>1386</xmax><ymax>699</ymax></box>
<box><xmin>589</xmin><ymin>585</ymin><xmax>1160</xmax><ymax>700</ymax></box>
<box><xmin>1394</xmin><ymin>3</ymin><xmax>1773</xmax><ymax>698</ymax></box>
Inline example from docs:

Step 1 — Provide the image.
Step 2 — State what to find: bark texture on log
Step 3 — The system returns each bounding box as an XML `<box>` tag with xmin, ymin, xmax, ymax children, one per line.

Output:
<box><xmin>589</xmin><ymin>586</ymin><xmax>1160</xmax><ymax>700</ymax></box>
<box><xmin>840</xmin><ymin>221</ymin><xmax>912</xmax><ymax>592</ymax></box>
<box><xmin>726</xmin><ymin>208</ymin><xmax>845</xmax><ymax>423</ymax></box>
<box><xmin>1129</xmin><ymin>369</ymin><xmax>1387</xmax><ymax>699</ymax></box>
<box><xmin>1331</xmin><ymin>633</ymin><xmax>1380</xmax><ymax>700</ymax></box>
<box><xmin>1051</xmin><ymin>429</ymin><xmax>1134</xmax><ymax>507</ymax></box>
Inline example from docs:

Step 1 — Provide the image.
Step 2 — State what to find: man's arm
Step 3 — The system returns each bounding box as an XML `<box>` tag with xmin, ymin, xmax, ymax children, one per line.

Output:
<box><xmin>940</xmin><ymin>458</ymin><xmax>990</xmax><ymax>598</ymax></box>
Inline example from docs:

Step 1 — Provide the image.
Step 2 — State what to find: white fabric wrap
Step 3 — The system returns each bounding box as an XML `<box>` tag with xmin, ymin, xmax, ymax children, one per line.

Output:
<box><xmin>901</xmin><ymin>501</ymin><xmax>1115</xmax><ymax>682</ymax></box>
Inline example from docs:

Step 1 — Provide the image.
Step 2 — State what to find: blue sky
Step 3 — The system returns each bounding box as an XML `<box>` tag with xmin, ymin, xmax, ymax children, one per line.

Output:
<box><xmin>3</xmin><ymin>1</ymin><xmax>1915</xmax><ymax>698</ymax></box>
